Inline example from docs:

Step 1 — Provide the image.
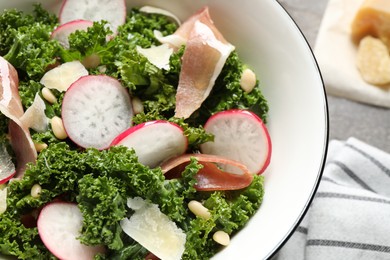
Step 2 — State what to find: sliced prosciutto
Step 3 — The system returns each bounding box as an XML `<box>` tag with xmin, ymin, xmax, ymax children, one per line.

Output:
<box><xmin>0</xmin><ymin>56</ymin><xmax>24</xmax><ymax>119</ymax></box>
<box><xmin>161</xmin><ymin>154</ymin><xmax>253</xmax><ymax>191</ymax></box>
<box><xmin>0</xmin><ymin>56</ymin><xmax>37</xmax><ymax>178</ymax></box>
<box><xmin>173</xmin><ymin>7</ymin><xmax>235</xmax><ymax>119</ymax></box>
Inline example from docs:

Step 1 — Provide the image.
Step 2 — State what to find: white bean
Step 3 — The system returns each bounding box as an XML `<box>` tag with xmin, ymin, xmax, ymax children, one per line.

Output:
<box><xmin>41</xmin><ymin>87</ymin><xmax>57</xmax><ymax>104</ymax></box>
<box><xmin>213</xmin><ymin>230</ymin><xmax>230</xmax><ymax>246</ymax></box>
<box><xmin>240</xmin><ymin>68</ymin><xmax>257</xmax><ymax>93</ymax></box>
<box><xmin>188</xmin><ymin>200</ymin><xmax>211</xmax><ymax>220</ymax></box>
<box><xmin>31</xmin><ymin>184</ymin><xmax>42</xmax><ymax>198</ymax></box>
<box><xmin>51</xmin><ymin>116</ymin><xmax>68</xmax><ymax>140</ymax></box>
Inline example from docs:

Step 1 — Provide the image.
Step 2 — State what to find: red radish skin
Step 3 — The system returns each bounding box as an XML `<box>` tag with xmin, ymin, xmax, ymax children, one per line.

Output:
<box><xmin>161</xmin><ymin>154</ymin><xmax>254</xmax><ymax>191</ymax></box>
<box><xmin>37</xmin><ymin>202</ymin><xmax>105</xmax><ymax>260</ymax></box>
<box><xmin>111</xmin><ymin>120</ymin><xmax>188</xmax><ymax>168</ymax></box>
<box><xmin>62</xmin><ymin>75</ymin><xmax>133</xmax><ymax>150</ymax></box>
<box><xmin>0</xmin><ymin>172</ymin><xmax>15</xmax><ymax>185</ymax></box>
<box><xmin>200</xmin><ymin>109</ymin><xmax>271</xmax><ymax>174</ymax></box>
<box><xmin>59</xmin><ymin>0</ymin><xmax>126</xmax><ymax>33</ymax></box>
<box><xmin>51</xmin><ymin>20</ymin><xmax>93</xmax><ymax>49</ymax></box>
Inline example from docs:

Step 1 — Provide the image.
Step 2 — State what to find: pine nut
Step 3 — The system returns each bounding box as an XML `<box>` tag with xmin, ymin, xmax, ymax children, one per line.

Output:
<box><xmin>51</xmin><ymin>116</ymin><xmax>68</xmax><ymax>140</ymax></box>
<box><xmin>132</xmin><ymin>97</ymin><xmax>144</xmax><ymax>114</ymax></box>
<box><xmin>41</xmin><ymin>87</ymin><xmax>57</xmax><ymax>104</ymax></box>
<box><xmin>188</xmin><ymin>200</ymin><xmax>211</xmax><ymax>220</ymax></box>
<box><xmin>34</xmin><ymin>142</ymin><xmax>48</xmax><ymax>152</ymax></box>
<box><xmin>31</xmin><ymin>184</ymin><xmax>42</xmax><ymax>198</ymax></box>
<box><xmin>213</xmin><ymin>230</ymin><xmax>230</xmax><ymax>246</ymax></box>
<box><xmin>240</xmin><ymin>68</ymin><xmax>257</xmax><ymax>93</ymax></box>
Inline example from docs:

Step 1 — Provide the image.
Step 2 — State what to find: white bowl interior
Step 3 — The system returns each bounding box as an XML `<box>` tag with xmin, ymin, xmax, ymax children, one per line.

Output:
<box><xmin>0</xmin><ymin>0</ymin><xmax>328</xmax><ymax>259</ymax></box>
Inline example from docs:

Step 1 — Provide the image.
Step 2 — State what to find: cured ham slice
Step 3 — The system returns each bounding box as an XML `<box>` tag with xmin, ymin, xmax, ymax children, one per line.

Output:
<box><xmin>173</xmin><ymin>7</ymin><xmax>235</xmax><ymax>119</ymax></box>
<box><xmin>161</xmin><ymin>154</ymin><xmax>253</xmax><ymax>191</ymax></box>
<box><xmin>0</xmin><ymin>56</ymin><xmax>37</xmax><ymax>178</ymax></box>
<box><xmin>9</xmin><ymin>121</ymin><xmax>37</xmax><ymax>178</ymax></box>
<box><xmin>0</xmin><ymin>56</ymin><xmax>24</xmax><ymax>119</ymax></box>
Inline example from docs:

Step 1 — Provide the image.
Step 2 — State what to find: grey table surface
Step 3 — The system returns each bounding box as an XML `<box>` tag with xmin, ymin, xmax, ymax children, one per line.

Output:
<box><xmin>279</xmin><ymin>0</ymin><xmax>390</xmax><ymax>153</ymax></box>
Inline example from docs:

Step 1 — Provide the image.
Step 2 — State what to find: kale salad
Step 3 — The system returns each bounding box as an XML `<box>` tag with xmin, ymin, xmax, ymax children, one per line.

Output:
<box><xmin>0</xmin><ymin>1</ymin><xmax>270</xmax><ymax>259</ymax></box>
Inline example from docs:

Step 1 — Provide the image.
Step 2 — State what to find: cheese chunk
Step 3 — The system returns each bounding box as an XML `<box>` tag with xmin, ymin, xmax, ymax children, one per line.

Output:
<box><xmin>120</xmin><ymin>197</ymin><xmax>186</xmax><ymax>260</ymax></box>
<box><xmin>351</xmin><ymin>0</ymin><xmax>390</xmax><ymax>48</ymax></box>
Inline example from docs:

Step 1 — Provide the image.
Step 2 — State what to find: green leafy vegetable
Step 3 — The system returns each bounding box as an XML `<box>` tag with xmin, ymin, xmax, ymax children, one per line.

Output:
<box><xmin>0</xmin><ymin>4</ymin><xmax>268</xmax><ymax>260</ymax></box>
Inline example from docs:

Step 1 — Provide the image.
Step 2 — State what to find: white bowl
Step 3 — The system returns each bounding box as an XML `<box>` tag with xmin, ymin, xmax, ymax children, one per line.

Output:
<box><xmin>0</xmin><ymin>0</ymin><xmax>328</xmax><ymax>259</ymax></box>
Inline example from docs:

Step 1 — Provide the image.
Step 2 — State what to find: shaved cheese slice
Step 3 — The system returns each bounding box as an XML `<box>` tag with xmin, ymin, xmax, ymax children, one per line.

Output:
<box><xmin>120</xmin><ymin>197</ymin><xmax>186</xmax><ymax>260</ymax></box>
<box><xmin>154</xmin><ymin>30</ymin><xmax>187</xmax><ymax>50</ymax></box>
<box><xmin>136</xmin><ymin>44</ymin><xmax>173</xmax><ymax>70</ymax></box>
<box><xmin>40</xmin><ymin>61</ymin><xmax>88</xmax><ymax>92</ymax></box>
<box><xmin>20</xmin><ymin>93</ymin><xmax>49</xmax><ymax>132</ymax></box>
<box><xmin>139</xmin><ymin>6</ymin><xmax>181</xmax><ymax>25</ymax></box>
<box><xmin>0</xmin><ymin>185</ymin><xmax>7</xmax><ymax>214</ymax></box>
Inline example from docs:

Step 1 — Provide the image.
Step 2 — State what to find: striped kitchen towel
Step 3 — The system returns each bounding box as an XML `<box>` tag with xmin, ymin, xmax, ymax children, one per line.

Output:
<box><xmin>274</xmin><ymin>137</ymin><xmax>390</xmax><ymax>260</ymax></box>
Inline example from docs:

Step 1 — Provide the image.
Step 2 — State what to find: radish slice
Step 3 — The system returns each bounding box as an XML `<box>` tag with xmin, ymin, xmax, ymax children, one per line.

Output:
<box><xmin>51</xmin><ymin>20</ymin><xmax>94</xmax><ymax>49</ymax></box>
<box><xmin>200</xmin><ymin>110</ymin><xmax>271</xmax><ymax>174</ymax></box>
<box><xmin>59</xmin><ymin>0</ymin><xmax>126</xmax><ymax>33</ymax></box>
<box><xmin>111</xmin><ymin>120</ymin><xmax>187</xmax><ymax>168</ymax></box>
<box><xmin>62</xmin><ymin>75</ymin><xmax>133</xmax><ymax>150</ymax></box>
<box><xmin>0</xmin><ymin>144</ymin><xmax>15</xmax><ymax>184</ymax></box>
<box><xmin>37</xmin><ymin>202</ymin><xmax>105</xmax><ymax>260</ymax></box>
<box><xmin>161</xmin><ymin>154</ymin><xmax>253</xmax><ymax>191</ymax></box>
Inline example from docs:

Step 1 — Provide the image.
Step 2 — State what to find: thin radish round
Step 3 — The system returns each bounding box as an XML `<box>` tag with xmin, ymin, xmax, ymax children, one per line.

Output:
<box><xmin>200</xmin><ymin>109</ymin><xmax>271</xmax><ymax>174</ymax></box>
<box><xmin>51</xmin><ymin>20</ymin><xmax>93</xmax><ymax>49</ymax></box>
<box><xmin>37</xmin><ymin>202</ymin><xmax>105</xmax><ymax>260</ymax></box>
<box><xmin>59</xmin><ymin>0</ymin><xmax>126</xmax><ymax>33</ymax></box>
<box><xmin>62</xmin><ymin>75</ymin><xmax>133</xmax><ymax>150</ymax></box>
<box><xmin>111</xmin><ymin>120</ymin><xmax>187</xmax><ymax>168</ymax></box>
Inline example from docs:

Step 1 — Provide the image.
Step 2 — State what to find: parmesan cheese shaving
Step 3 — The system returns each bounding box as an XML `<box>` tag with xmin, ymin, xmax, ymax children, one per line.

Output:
<box><xmin>40</xmin><ymin>61</ymin><xmax>88</xmax><ymax>92</ymax></box>
<box><xmin>20</xmin><ymin>93</ymin><xmax>49</xmax><ymax>132</ymax></box>
<box><xmin>136</xmin><ymin>44</ymin><xmax>173</xmax><ymax>70</ymax></box>
<box><xmin>120</xmin><ymin>197</ymin><xmax>186</xmax><ymax>260</ymax></box>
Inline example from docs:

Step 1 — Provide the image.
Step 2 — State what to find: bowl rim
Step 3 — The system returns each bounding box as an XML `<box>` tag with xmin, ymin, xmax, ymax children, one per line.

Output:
<box><xmin>265</xmin><ymin>2</ymin><xmax>329</xmax><ymax>259</ymax></box>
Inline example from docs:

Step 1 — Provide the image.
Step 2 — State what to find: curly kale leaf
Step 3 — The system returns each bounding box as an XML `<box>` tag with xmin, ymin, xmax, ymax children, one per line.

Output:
<box><xmin>0</xmin><ymin>4</ymin><xmax>57</xmax><ymax>56</ymax></box>
<box><xmin>117</xmin><ymin>9</ymin><xmax>178</xmax><ymax>49</ymax></box>
<box><xmin>6</xmin><ymin>143</ymin><xmax>82</xmax><ymax>217</ymax></box>
<box><xmin>0</xmin><ymin>212</ymin><xmax>54</xmax><ymax>260</ymax></box>
<box><xmin>181</xmin><ymin>175</ymin><xmax>265</xmax><ymax>259</ymax></box>
<box><xmin>77</xmin><ymin>175</ymin><xmax>127</xmax><ymax>250</ymax></box>
<box><xmin>1</xmin><ymin>5</ymin><xmax>59</xmax><ymax>80</ymax></box>
<box><xmin>192</xmin><ymin>51</ymin><xmax>269</xmax><ymax>124</ymax></box>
